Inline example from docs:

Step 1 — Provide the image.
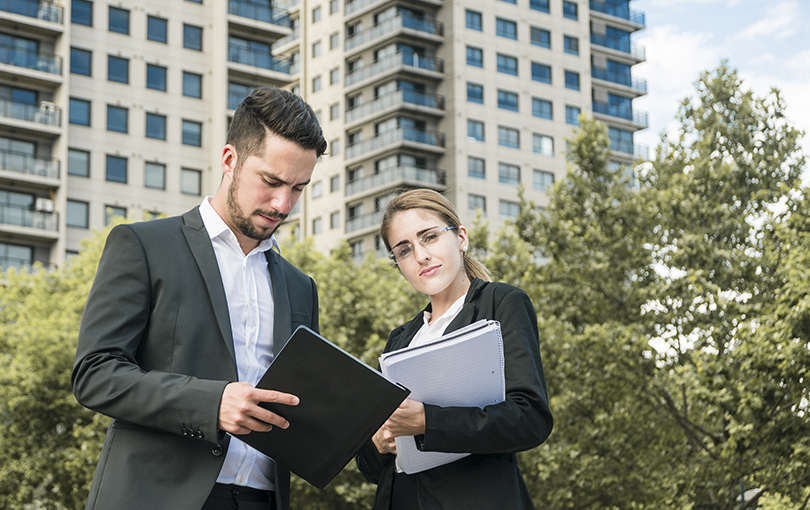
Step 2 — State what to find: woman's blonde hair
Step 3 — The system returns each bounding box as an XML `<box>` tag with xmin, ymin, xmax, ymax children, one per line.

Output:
<box><xmin>380</xmin><ymin>189</ymin><xmax>491</xmax><ymax>282</ymax></box>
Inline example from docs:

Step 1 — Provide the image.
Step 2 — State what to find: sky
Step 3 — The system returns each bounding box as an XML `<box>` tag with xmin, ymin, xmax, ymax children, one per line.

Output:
<box><xmin>630</xmin><ymin>0</ymin><xmax>810</xmax><ymax>155</ymax></box>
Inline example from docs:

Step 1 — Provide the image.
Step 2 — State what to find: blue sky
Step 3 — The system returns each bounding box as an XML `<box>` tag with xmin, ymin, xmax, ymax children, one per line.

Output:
<box><xmin>631</xmin><ymin>0</ymin><xmax>810</xmax><ymax>155</ymax></box>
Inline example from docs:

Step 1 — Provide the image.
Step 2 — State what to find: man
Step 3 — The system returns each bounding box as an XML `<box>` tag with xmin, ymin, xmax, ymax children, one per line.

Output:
<box><xmin>72</xmin><ymin>87</ymin><xmax>327</xmax><ymax>510</ymax></box>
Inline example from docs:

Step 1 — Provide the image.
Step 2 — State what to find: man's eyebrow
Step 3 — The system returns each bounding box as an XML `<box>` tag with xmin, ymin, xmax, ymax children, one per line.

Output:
<box><xmin>260</xmin><ymin>172</ymin><xmax>310</xmax><ymax>187</ymax></box>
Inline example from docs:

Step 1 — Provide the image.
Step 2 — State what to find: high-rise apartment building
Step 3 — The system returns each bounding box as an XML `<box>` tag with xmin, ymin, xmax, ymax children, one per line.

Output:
<box><xmin>0</xmin><ymin>0</ymin><xmax>645</xmax><ymax>270</ymax></box>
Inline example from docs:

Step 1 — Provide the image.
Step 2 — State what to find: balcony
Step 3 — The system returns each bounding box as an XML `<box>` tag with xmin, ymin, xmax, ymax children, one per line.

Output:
<box><xmin>346</xmin><ymin>51</ymin><xmax>443</xmax><ymax>88</ymax></box>
<box><xmin>346</xmin><ymin>126</ymin><xmax>445</xmax><ymax>160</ymax></box>
<box><xmin>591</xmin><ymin>67</ymin><xmax>647</xmax><ymax>94</ymax></box>
<box><xmin>228</xmin><ymin>0</ymin><xmax>290</xmax><ymax>27</ymax></box>
<box><xmin>346</xmin><ymin>164</ymin><xmax>446</xmax><ymax>196</ymax></box>
<box><xmin>274</xmin><ymin>25</ymin><xmax>299</xmax><ymax>49</ymax></box>
<box><xmin>346</xmin><ymin>88</ymin><xmax>444</xmax><ymax>124</ymax></box>
<box><xmin>0</xmin><ymin>99</ymin><xmax>60</xmax><ymax>127</ymax></box>
<box><xmin>345</xmin><ymin>12</ymin><xmax>443</xmax><ymax>52</ymax></box>
<box><xmin>0</xmin><ymin>203</ymin><xmax>57</xmax><ymax>232</ymax></box>
<box><xmin>592</xmin><ymin>101</ymin><xmax>648</xmax><ymax>127</ymax></box>
<box><xmin>589</xmin><ymin>0</ymin><xmax>645</xmax><ymax>27</ymax></box>
<box><xmin>610</xmin><ymin>139</ymin><xmax>649</xmax><ymax>160</ymax></box>
<box><xmin>0</xmin><ymin>149</ymin><xmax>59</xmax><ymax>180</ymax></box>
<box><xmin>228</xmin><ymin>43</ymin><xmax>291</xmax><ymax>76</ymax></box>
<box><xmin>345</xmin><ymin>209</ymin><xmax>384</xmax><ymax>234</ymax></box>
<box><xmin>346</xmin><ymin>0</ymin><xmax>383</xmax><ymax>16</ymax></box>
<box><xmin>0</xmin><ymin>43</ymin><xmax>62</xmax><ymax>75</ymax></box>
<box><xmin>0</xmin><ymin>0</ymin><xmax>63</xmax><ymax>23</ymax></box>
<box><xmin>590</xmin><ymin>33</ymin><xmax>645</xmax><ymax>60</ymax></box>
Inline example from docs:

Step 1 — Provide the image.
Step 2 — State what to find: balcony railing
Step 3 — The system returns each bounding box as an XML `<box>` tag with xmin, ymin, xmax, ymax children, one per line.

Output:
<box><xmin>590</xmin><ymin>33</ymin><xmax>645</xmax><ymax>60</ymax></box>
<box><xmin>0</xmin><ymin>43</ymin><xmax>62</xmax><ymax>75</ymax></box>
<box><xmin>592</xmin><ymin>101</ymin><xmax>648</xmax><ymax>127</ymax></box>
<box><xmin>346</xmin><ymin>88</ymin><xmax>444</xmax><ymax>123</ymax></box>
<box><xmin>229</xmin><ymin>44</ymin><xmax>291</xmax><ymax>73</ymax></box>
<box><xmin>345</xmin><ymin>13</ymin><xmax>443</xmax><ymax>51</ymax></box>
<box><xmin>0</xmin><ymin>203</ymin><xmax>57</xmax><ymax>231</ymax></box>
<box><xmin>345</xmin><ymin>0</ymin><xmax>379</xmax><ymax>16</ymax></box>
<box><xmin>274</xmin><ymin>25</ymin><xmax>299</xmax><ymax>47</ymax></box>
<box><xmin>346</xmin><ymin>126</ymin><xmax>445</xmax><ymax>160</ymax></box>
<box><xmin>0</xmin><ymin>99</ymin><xmax>61</xmax><ymax>126</ymax></box>
<box><xmin>591</xmin><ymin>67</ymin><xmax>647</xmax><ymax>93</ymax></box>
<box><xmin>0</xmin><ymin>0</ymin><xmax>62</xmax><ymax>23</ymax></box>
<box><xmin>346</xmin><ymin>51</ymin><xmax>443</xmax><ymax>87</ymax></box>
<box><xmin>228</xmin><ymin>0</ymin><xmax>291</xmax><ymax>27</ymax></box>
<box><xmin>274</xmin><ymin>0</ymin><xmax>299</xmax><ymax>11</ymax></box>
<box><xmin>0</xmin><ymin>149</ymin><xmax>59</xmax><ymax>178</ymax></box>
<box><xmin>346</xmin><ymin>164</ymin><xmax>446</xmax><ymax>196</ymax></box>
<box><xmin>345</xmin><ymin>209</ymin><xmax>384</xmax><ymax>233</ymax></box>
<box><xmin>634</xmin><ymin>144</ymin><xmax>649</xmax><ymax>160</ymax></box>
<box><xmin>589</xmin><ymin>0</ymin><xmax>645</xmax><ymax>26</ymax></box>
<box><xmin>0</xmin><ymin>256</ymin><xmax>34</xmax><ymax>272</ymax></box>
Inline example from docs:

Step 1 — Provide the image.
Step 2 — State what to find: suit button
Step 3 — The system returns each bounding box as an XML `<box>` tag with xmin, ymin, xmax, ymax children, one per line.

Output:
<box><xmin>212</xmin><ymin>446</ymin><xmax>223</xmax><ymax>456</ymax></box>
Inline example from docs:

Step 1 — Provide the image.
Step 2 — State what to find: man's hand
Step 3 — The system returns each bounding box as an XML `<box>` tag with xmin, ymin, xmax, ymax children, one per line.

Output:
<box><xmin>372</xmin><ymin>424</ymin><xmax>397</xmax><ymax>455</ymax></box>
<box><xmin>384</xmin><ymin>398</ymin><xmax>425</xmax><ymax>437</ymax></box>
<box><xmin>218</xmin><ymin>382</ymin><xmax>299</xmax><ymax>435</ymax></box>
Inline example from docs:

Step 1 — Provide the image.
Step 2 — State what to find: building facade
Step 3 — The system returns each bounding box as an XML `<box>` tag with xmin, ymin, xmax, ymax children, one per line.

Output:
<box><xmin>0</xmin><ymin>0</ymin><xmax>646</xmax><ymax>270</ymax></box>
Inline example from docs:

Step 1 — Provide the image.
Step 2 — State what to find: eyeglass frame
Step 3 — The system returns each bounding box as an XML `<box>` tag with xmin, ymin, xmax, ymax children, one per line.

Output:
<box><xmin>387</xmin><ymin>225</ymin><xmax>459</xmax><ymax>264</ymax></box>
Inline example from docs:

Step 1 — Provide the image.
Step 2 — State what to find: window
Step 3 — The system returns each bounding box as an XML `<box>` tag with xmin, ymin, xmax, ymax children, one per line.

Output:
<box><xmin>330</xmin><ymin>0</ymin><xmax>338</xmax><ymax>15</ymax></box>
<box><xmin>72</xmin><ymin>0</ymin><xmax>92</xmax><ymax>26</ymax></box>
<box><xmin>330</xmin><ymin>103</ymin><xmax>339</xmax><ymax>121</ymax></box>
<box><xmin>66</xmin><ymin>200</ymin><xmax>89</xmax><ymax>228</ymax></box>
<box><xmin>565</xmin><ymin>70</ymin><xmax>580</xmax><ymax>90</ymax></box>
<box><xmin>0</xmin><ymin>242</ymin><xmax>32</xmax><ymax>271</ymax></box>
<box><xmin>496</xmin><ymin>18</ymin><xmax>517</xmax><ymax>40</ymax></box>
<box><xmin>182</xmin><ymin>120</ymin><xmax>202</xmax><ymax>146</ymax></box>
<box><xmin>467</xmin><ymin>83</ymin><xmax>483</xmax><ymax>104</ymax></box>
<box><xmin>106</xmin><ymin>105</ymin><xmax>127</xmax><ymax>133</ymax></box>
<box><xmin>533</xmin><ymin>98</ymin><xmax>552</xmax><ymax>119</ymax></box>
<box><xmin>533</xmin><ymin>134</ymin><xmax>553</xmax><ymax>156</ymax></box>
<box><xmin>107</xmin><ymin>55</ymin><xmax>128</xmax><ymax>83</ymax></box>
<box><xmin>498</xmin><ymin>126</ymin><xmax>519</xmax><ymax>148</ymax></box>
<box><xmin>146</xmin><ymin>113</ymin><xmax>166</xmax><ymax>140</ymax></box>
<box><xmin>499</xmin><ymin>163</ymin><xmax>520</xmax><ymax>184</ymax></box>
<box><xmin>330</xmin><ymin>211</ymin><xmax>340</xmax><ymax>229</ymax></box>
<box><xmin>181</xmin><ymin>168</ymin><xmax>201</xmax><ymax>195</ymax></box>
<box><xmin>312</xmin><ymin>40</ymin><xmax>322</xmax><ymax>58</ymax></box>
<box><xmin>105</xmin><ymin>205</ymin><xmax>127</xmax><ymax>225</ymax></box>
<box><xmin>108</xmin><ymin>6</ymin><xmax>129</xmax><ymax>34</ymax></box>
<box><xmin>468</xmin><ymin>157</ymin><xmax>485</xmax><ymax>179</ymax></box>
<box><xmin>311</xmin><ymin>181</ymin><xmax>322</xmax><ymax>198</ymax></box>
<box><xmin>330</xmin><ymin>175</ymin><xmax>340</xmax><ymax>192</ymax></box>
<box><xmin>532</xmin><ymin>62</ymin><xmax>551</xmax><ymax>83</ymax></box>
<box><xmin>564</xmin><ymin>35</ymin><xmax>579</xmax><ymax>55</ymax></box>
<box><xmin>469</xmin><ymin>194</ymin><xmax>486</xmax><ymax>216</ymax></box>
<box><xmin>497</xmin><ymin>90</ymin><xmax>518</xmax><ymax>111</ymax></box>
<box><xmin>467</xmin><ymin>120</ymin><xmax>484</xmax><ymax>142</ymax></box>
<box><xmin>531</xmin><ymin>27</ymin><xmax>550</xmax><ymax>48</ymax></box>
<box><xmin>466</xmin><ymin>46</ymin><xmax>483</xmax><ymax>67</ymax></box>
<box><xmin>534</xmin><ymin>170</ymin><xmax>554</xmax><ymax>191</ymax></box>
<box><xmin>330</xmin><ymin>33</ymin><xmax>339</xmax><ymax>50</ymax></box>
<box><xmin>563</xmin><ymin>1</ymin><xmax>578</xmax><ymax>20</ymax></box>
<box><xmin>146</xmin><ymin>64</ymin><xmax>167</xmax><ymax>91</ymax></box>
<box><xmin>184</xmin><ymin>24</ymin><xmax>202</xmax><ymax>51</ymax></box>
<box><xmin>69</xmin><ymin>98</ymin><xmax>91</xmax><ymax>126</ymax></box>
<box><xmin>496</xmin><ymin>54</ymin><xmax>518</xmax><ymax>76</ymax></box>
<box><xmin>229</xmin><ymin>82</ymin><xmax>252</xmax><ymax>110</ymax></box>
<box><xmin>530</xmin><ymin>0</ymin><xmax>550</xmax><ymax>13</ymax></box>
<box><xmin>312</xmin><ymin>6</ymin><xmax>321</xmax><ymax>22</ymax></box>
<box><xmin>566</xmin><ymin>105</ymin><xmax>581</xmax><ymax>125</ymax></box>
<box><xmin>186</xmin><ymin>0</ymin><xmax>202</xmax><ymax>3</ymax></box>
<box><xmin>106</xmin><ymin>155</ymin><xmax>127</xmax><ymax>183</ymax></box>
<box><xmin>312</xmin><ymin>75</ymin><xmax>322</xmax><ymax>92</ymax></box>
<box><xmin>466</xmin><ymin>10</ymin><xmax>482</xmax><ymax>31</ymax></box>
<box><xmin>312</xmin><ymin>217</ymin><xmax>322</xmax><ymax>234</ymax></box>
<box><xmin>500</xmin><ymin>199</ymin><xmax>520</xmax><ymax>219</ymax></box>
<box><xmin>68</xmin><ymin>149</ymin><xmax>90</xmax><ymax>177</ymax></box>
<box><xmin>609</xmin><ymin>127</ymin><xmax>634</xmax><ymax>154</ymax></box>
<box><xmin>147</xmin><ymin>16</ymin><xmax>167</xmax><ymax>43</ymax></box>
<box><xmin>70</xmin><ymin>47</ymin><xmax>92</xmax><ymax>75</ymax></box>
<box><xmin>183</xmin><ymin>72</ymin><xmax>202</xmax><ymax>98</ymax></box>
<box><xmin>330</xmin><ymin>68</ymin><xmax>339</xmax><ymax>85</ymax></box>
<box><xmin>145</xmin><ymin>162</ymin><xmax>165</xmax><ymax>189</ymax></box>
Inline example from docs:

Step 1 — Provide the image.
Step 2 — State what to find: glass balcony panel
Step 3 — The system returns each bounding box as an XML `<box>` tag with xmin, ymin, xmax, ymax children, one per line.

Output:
<box><xmin>345</xmin><ymin>209</ymin><xmax>384</xmax><ymax>233</ymax></box>
<box><xmin>346</xmin><ymin>127</ymin><xmax>445</xmax><ymax>159</ymax></box>
<box><xmin>591</xmin><ymin>67</ymin><xmax>647</xmax><ymax>93</ymax></box>
<box><xmin>228</xmin><ymin>44</ymin><xmax>290</xmax><ymax>72</ymax></box>
<box><xmin>345</xmin><ymin>13</ymin><xmax>442</xmax><ymax>51</ymax></box>
<box><xmin>228</xmin><ymin>0</ymin><xmax>291</xmax><ymax>27</ymax></box>
<box><xmin>0</xmin><ymin>149</ymin><xmax>59</xmax><ymax>178</ymax></box>
<box><xmin>345</xmin><ymin>51</ymin><xmax>443</xmax><ymax>87</ymax></box>
<box><xmin>0</xmin><ymin>99</ymin><xmax>61</xmax><ymax>125</ymax></box>
<box><xmin>0</xmin><ymin>44</ymin><xmax>62</xmax><ymax>74</ymax></box>
<box><xmin>0</xmin><ymin>203</ymin><xmax>58</xmax><ymax>230</ymax></box>
<box><xmin>592</xmin><ymin>101</ymin><xmax>648</xmax><ymax>126</ymax></box>
<box><xmin>589</xmin><ymin>0</ymin><xmax>645</xmax><ymax>26</ymax></box>
<box><xmin>0</xmin><ymin>0</ymin><xmax>63</xmax><ymax>23</ymax></box>
<box><xmin>590</xmin><ymin>33</ymin><xmax>645</xmax><ymax>59</ymax></box>
<box><xmin>345</xmin><ymin>88</ymin><xmax>444</xmax><ymax>123</ymax></box>
<box><xmin>345</xmin><ymin>164</ymin><xmax>446</xmax><ymax>196</ymax></box>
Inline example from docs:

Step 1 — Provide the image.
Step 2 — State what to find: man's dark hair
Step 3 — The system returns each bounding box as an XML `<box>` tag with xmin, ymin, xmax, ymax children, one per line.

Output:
<box><xmin>227</xmin><ymin>87</ymin><xmax>327</xmax><ymax>162</ymax></box>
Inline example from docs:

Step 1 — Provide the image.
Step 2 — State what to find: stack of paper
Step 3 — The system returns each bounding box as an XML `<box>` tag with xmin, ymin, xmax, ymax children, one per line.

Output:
<box><xmin>379</xmin><ymin>320</ymin><xmax>505</xmax><ymax>474</ymax></box>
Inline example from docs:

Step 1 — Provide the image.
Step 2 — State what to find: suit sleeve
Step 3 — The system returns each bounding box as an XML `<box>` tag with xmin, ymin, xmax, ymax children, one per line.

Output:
<box><xmin>420</xmin><ymin>287</ymin><xmax>553</xmax><ymax>454</ymax></box>
<box><xmin>71</xmin><ymin>225</ymin><xmax>227</xmax><ymax>442</ymax></box>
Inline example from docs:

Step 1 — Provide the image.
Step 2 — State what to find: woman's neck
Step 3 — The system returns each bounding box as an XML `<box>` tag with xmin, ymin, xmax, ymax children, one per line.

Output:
<box><xmin>428</xmin><ymin>274</ymin><xmax>471</xmax><ymax>325</ymax></box>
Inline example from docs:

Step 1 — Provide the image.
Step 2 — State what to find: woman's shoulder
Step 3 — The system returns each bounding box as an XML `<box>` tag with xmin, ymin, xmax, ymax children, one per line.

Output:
<box><xmin>470</xmin><ymin>279</ymin><xmax>528</xmax><ymax>303</ymax></box>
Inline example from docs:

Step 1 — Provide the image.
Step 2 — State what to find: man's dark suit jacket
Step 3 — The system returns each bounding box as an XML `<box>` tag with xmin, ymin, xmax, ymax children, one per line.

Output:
<box><xmin>356</xmin><ymin>278</ymin><xmax>552</xmax><ymax>510</ymax></box>
<box><xmin>72</xmin><ymin>207</ymin><xmax>319</xmax><ymax>510</ymax></box>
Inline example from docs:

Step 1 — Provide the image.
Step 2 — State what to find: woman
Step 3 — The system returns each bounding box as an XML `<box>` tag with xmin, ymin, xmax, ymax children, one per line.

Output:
<box><xmin>356</xmin><ymin>189</ymin><xmax>553</xmax><ymax>510</ymax></box>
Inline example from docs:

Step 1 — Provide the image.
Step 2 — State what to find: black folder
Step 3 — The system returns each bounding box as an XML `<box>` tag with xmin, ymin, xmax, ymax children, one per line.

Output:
<box><xmin>233</xmin><ymin>326</ymin><xmax>410</xmax><ymax>489</ymax></box>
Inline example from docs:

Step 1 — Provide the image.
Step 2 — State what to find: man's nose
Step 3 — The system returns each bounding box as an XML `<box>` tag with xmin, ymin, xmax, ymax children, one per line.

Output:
<box><xmin>270</xmin><ymin>188</ymin><xmax>293</xmax><ymax>215</ymax></box>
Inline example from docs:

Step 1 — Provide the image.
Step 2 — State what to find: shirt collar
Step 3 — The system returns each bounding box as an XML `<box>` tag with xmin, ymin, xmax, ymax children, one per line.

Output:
<box><xmin>199</xmin><ymin>196</ymin><xmax>280</xmax><ymax>254</ymax></box>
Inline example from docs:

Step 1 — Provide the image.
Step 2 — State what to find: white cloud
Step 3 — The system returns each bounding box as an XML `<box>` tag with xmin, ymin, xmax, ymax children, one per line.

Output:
<box><xmin>732</xmin><ymin>0</ymin><xmax>800</xmax><ymax>41</ymax></box>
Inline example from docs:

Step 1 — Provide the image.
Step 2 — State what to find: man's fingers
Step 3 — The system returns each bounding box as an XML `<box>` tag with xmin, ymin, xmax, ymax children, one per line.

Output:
<box><xmin>252</xmin><ymin>388</ymin><xmax>300</xmax><ymax>406</ymax></box>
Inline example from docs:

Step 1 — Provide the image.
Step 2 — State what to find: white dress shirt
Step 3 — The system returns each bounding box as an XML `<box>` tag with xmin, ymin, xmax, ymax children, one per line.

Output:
<box><xmin>199</xmin><ymin>197</ymin><xmax>279</xmax><ymax>490</ymax></box>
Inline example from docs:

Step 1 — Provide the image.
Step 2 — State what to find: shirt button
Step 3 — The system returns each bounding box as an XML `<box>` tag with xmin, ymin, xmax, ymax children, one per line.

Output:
<box><xmin>212</xmin><ymin>445</ymin><xmax>223</xmax><ymax>456</ymax></box>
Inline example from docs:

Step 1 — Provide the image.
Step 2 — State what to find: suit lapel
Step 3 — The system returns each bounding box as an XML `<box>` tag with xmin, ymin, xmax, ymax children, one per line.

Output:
<box><xmin>181</xmin><ymin>207</ymin><xmax>237</xmax><ymax>363</ymax></box>
<box><xmin>266</xmin><ymin>249</ymin><xmax>292</xmax><ymax>357</ymax></box>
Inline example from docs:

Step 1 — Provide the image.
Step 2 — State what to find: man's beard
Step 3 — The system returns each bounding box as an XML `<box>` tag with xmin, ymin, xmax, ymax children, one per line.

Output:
<box><xmin>226</xmin><ymin>169</ymin><xmax>288</xmax><ymax>241</ymax></box>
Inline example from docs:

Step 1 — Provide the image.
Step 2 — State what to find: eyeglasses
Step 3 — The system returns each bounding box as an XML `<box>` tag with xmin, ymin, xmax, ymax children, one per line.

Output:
<box><xmin>388</xmin><ymin>226</ymin><xmax>458</xmax><ymax>264</ymax></box>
